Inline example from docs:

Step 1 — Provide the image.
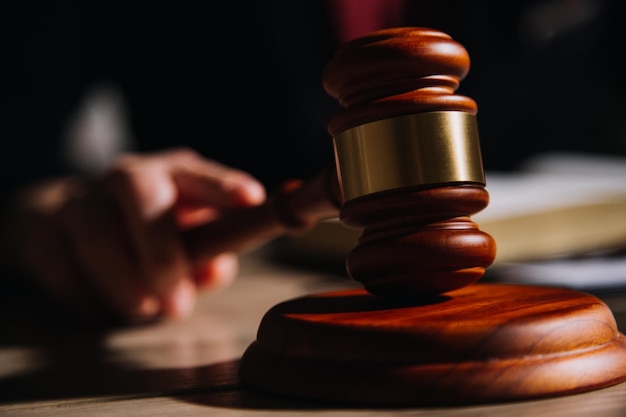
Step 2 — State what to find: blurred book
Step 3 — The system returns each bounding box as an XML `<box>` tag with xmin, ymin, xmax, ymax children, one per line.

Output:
<box><xmin>277</xmin><ymin>152</ymin><xmax>626</xmax><ymax>289</ymax></box>
<box><xmin>474</xmin><ymin>152</ymin><xmax>626</xmax><ymax>264</ymax></box>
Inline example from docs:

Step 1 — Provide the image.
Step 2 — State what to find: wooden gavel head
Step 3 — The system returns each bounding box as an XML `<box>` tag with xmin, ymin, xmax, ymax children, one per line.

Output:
<box><xmin>239</xmin><ymin>27</ymin><xmax>626</xmax><ymax>406</ymax></box>
<box><xmin>323</xmin><ymin>27</ymin><xmax>496</xmax><ymax>296</ymax></box>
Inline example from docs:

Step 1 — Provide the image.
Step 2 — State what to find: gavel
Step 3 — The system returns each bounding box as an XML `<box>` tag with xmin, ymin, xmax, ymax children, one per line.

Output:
<box><xmin>185</xmin><ymin>27</ymin><xmax>494</xmax><ymax>299</ymax></box>
<box><xmin>190</xmin><ymin>28</ymin><xmax>626</xmax><ymax>406</ymax></box>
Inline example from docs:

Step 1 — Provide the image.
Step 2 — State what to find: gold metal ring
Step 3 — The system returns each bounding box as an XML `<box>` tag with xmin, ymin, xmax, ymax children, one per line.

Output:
<box><xmin>333</xmin><ymin>111</ymin><xmax>485</xmax><ymax>202</ymax></box>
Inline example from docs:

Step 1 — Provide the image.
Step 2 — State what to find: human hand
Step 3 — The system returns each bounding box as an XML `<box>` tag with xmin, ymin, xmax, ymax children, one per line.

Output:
<box><xmin>1</xmin><ymin>148</ymin><xmax>266</xmax><ymax>323</ymax></box>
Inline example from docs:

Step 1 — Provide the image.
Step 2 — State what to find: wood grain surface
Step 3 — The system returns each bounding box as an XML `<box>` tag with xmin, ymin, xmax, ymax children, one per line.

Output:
<box><xmin>239</xmin><ymin>283</ymin><xmax>626</xmax><ymax>406</ymax></box>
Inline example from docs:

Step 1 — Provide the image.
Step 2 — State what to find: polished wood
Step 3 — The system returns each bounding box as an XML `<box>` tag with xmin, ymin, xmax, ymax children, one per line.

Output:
<box><xmin>325</xmin><ymin>27</ymin><xmax>495</xmax><ymax>295</ymax></box>
<box><xmin>240</xmin><ymin>284</ymin><xmax>626</xmax><ymax>406</ymax></box>
<box><xmin>238</xmin><ymin>27</ymin><xmax>626</xmax><ymax>405</ymax></box>
<box><xmin>340</xmin><ymin>185</ymin><xmax>494</xmax><ymax>295</ymax></box>
<box><xmin>323</xmin><ymin>27</ymin><xmax>478</xmax><ymax>132</ymax></box>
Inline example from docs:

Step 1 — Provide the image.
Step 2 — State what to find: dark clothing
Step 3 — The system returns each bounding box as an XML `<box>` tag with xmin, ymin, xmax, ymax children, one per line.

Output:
<box><xmin>2</xmin><ymin>1</ymin><xmax>625</xmax><ymax>196</ymax></box>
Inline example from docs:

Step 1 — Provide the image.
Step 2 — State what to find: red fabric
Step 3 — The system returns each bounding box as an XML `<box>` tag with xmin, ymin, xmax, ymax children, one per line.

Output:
<box><xmin>329</xmin><ymin>0</ymin><xmax>406</xmax><ymax>44</ymax></box>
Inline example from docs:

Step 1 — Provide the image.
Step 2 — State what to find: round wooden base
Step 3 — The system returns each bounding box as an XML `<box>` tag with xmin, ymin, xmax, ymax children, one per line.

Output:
<box><xmin>238</xmin><ymin>283</ymin><xmax>626</xmax><ymax>406</ymax></box>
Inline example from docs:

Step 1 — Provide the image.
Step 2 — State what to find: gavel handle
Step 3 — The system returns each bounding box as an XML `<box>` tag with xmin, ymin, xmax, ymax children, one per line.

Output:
<box><xmin>183</xmin><ymin>164</ymin><xmax>341</xmax><ymax>267</ymax></box>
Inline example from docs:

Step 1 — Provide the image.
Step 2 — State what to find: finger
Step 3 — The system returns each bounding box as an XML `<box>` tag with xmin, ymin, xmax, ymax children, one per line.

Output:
<box><xmin>175</xmin><ymin>206</ymin><xmax>220</xmax><ymax>229</ymax></box>
<box><xmin>194</xmin><ymin>252</ymin><xmax>239</xmax><ymax>292</ymax></box>
<box><xmin>60</xmin><ymin>186</ymin><xmax>161</xmax><ymax>322</ymax></box>
<box><xmin>162</xmin><ymin>148</ymin><xmax>266</xmax><ymax>209</ymax></box>
<box><xmin>103</xmin><ymin>163</ymin><xmax>196</xmax><ymax>319</ymax></box>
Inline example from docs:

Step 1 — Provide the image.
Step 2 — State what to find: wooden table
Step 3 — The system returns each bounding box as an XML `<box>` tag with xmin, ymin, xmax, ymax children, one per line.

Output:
<box><xmin>2</xmin><ymin>245</ymin><xmax>626</xmax><ymax>417</ymax></box>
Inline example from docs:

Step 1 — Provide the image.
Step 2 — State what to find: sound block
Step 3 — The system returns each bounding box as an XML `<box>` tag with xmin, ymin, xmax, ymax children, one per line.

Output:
<box><xmin>239</xmin><ymin>283</ymin><xmax>626</xmax><ymax>406</ymax></box>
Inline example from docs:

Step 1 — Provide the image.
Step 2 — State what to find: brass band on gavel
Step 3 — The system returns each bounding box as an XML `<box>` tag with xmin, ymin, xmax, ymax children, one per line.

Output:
<box><xmin>333</xmin><ymin>111</ymin><xmax>485</xmax><ymax>202</ymax></box>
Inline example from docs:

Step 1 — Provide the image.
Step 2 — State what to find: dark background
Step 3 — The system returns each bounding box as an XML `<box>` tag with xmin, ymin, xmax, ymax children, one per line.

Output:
<box><xmin>2</xmin><ymin>0</ymin><xmax>624</xmax><ymax>196</ymax></box>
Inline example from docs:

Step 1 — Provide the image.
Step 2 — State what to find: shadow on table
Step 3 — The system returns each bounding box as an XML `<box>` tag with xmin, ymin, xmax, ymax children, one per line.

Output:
<box><xmin>0</xmin><ymin>335</ymin><xmax>354</xmax><ymax>411</ymax></box>
<box><xmin>0</xmin><ymin>278</ymin><xmax>350</xmax><ymax>411</ymax></box>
